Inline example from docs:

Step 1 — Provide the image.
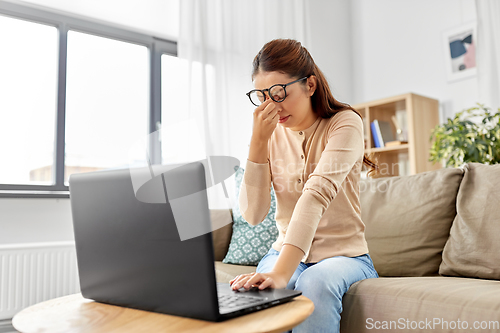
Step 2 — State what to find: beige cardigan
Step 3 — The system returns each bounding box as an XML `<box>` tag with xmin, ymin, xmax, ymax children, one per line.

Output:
<box><xmin>239</xmin><ymin>110</ymin><xmax>369</xmax><ymax>263</ymax></box>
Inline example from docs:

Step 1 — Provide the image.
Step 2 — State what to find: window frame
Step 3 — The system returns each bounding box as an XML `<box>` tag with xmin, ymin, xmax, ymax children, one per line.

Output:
<box><xmin>0</xmin><ymin>1</ymin><xmax>177</xmax><ymax>198</ymax></box>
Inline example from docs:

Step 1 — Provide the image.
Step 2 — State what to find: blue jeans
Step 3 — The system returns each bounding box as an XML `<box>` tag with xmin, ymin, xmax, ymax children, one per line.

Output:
<box><xmin>256</xmin><ymin>248</ymin><xmax>378</xmax><ymax>333</ymax></box>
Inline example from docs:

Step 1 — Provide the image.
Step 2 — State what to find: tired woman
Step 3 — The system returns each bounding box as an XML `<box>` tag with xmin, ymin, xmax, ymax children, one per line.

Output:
<box><xmin>229</xmin><ymin>39</ymin><xmax>379</xmax><ymax>333</ymax></box>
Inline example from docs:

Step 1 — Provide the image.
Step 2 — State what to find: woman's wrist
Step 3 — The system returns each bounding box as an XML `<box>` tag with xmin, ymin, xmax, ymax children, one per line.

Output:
<box><xmin>271</xmin><ymin>244</ymin><xmax>305</xmax><ymax>284</ymax></box>
<box><xmin>248</xmin><ymin>138</ymin><xmax>269</xmax><ymax>164</ymax></box>
<box><xmin>250</xmin><ymin>136</ymin><xmax>268</xmax><ymax>147</ymax></box>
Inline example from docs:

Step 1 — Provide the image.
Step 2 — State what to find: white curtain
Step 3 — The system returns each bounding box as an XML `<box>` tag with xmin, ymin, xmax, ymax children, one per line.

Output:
<box><xmin>177</xmin><ymin>0</ymin><xmax>310</xmax><ymax>208</ymax></box>
<box><xmin>476</xmin><ymin>0</ymin><xmax>500</xmax><ymax>109</ymax></box>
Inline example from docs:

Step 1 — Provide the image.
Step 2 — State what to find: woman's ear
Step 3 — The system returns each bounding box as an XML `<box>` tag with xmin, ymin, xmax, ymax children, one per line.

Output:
<box><xmin>307</xmin><ymin>75</ymin><xmax>317</xmax><ymax>97</ymax></box>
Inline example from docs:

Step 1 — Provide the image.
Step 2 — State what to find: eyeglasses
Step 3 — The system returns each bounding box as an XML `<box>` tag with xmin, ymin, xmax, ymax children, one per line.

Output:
<box><xmin>246</xmin><ymin>76</ymin><xmax>310</xmax><ymax>107</ymax></box>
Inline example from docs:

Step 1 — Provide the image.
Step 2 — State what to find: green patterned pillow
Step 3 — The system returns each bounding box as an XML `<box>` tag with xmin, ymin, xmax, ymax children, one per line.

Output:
<box><xmin>222</xmin><ymin>166</ymin><xmax>278</xmax><ymax>266</ymax></box>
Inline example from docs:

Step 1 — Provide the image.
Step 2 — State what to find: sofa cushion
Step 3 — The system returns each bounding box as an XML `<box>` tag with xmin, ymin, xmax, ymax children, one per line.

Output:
<box><xmin>340</xmin><ymin>276</ymin><xmax>500</xmax><ymax>333</ymax></box>
<box><xmin>222</xmin><ymin>166</ymin><xmax>279</xmax><ymax>265</ymax></box>
<box><xmin>360</xmin><ymin>167</ymin><xmax>464</xmax><ymax>277</ymax></box>
<box><xmin>440</xmin><ymin>163</ymin><xmax>500</xmax><ymax>280</ymax></box>
<box><xmin>215</xmin><ymin>261</ymin><xmax>257</xmax><ymax>284</ymax></box>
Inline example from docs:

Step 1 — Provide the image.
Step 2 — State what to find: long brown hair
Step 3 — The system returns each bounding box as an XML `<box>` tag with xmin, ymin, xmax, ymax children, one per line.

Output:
<box><xmin>252</xmin><ymin>38</ymin><xmax>378</xmax><ymax>175</ymax></box>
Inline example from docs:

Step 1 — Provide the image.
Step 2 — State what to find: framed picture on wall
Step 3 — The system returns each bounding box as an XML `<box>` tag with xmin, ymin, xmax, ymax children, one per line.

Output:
<box><xmin>442</xmin><ymin>21</ymin><xmax>477</xmax><ymax>82</ymax></box>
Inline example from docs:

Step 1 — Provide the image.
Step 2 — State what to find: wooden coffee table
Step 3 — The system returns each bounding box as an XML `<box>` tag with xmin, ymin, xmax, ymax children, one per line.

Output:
<box><xmin>13</xmin><ymin>293</ymin><xmax>314</xmax><ymax>333</ymax></box>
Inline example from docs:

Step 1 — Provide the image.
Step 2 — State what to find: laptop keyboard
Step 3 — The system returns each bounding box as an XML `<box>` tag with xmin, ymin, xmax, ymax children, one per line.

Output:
<box><xmin>218</xmin><ymin>294</ymin><xmax>267</xmax><ymax>309</ymax></box>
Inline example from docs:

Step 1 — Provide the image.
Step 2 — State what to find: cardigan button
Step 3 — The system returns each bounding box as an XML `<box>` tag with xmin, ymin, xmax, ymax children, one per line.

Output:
<box><xmin>299</xmin><ymin>131</ymin><xmax>303</xmax><ymax>135</ymax></box>
<box><xmin>301</xmin><ymin>155</ymin><xmax>304</xmax><ymax>159</ymax></box>
<box><xmin>298</xmin><ymin>179</ymin><xmax>301</xmax><ymax>183</ymax></box>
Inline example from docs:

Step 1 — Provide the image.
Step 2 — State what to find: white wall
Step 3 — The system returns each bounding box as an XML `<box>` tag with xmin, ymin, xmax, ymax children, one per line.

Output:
<box><xmin>308</xmin><ymin>0</ymin><xmax>353</xmax><ymax>103</ymax></box>
<box><xmin>351</xmin><ymin>0</ymin><xmax>478</xmax><ymax>121</ymax></box>
<box><xmin>0</xmin><ymin>198</ymin><xmax>73</xmax><ymax>244</ymax></box>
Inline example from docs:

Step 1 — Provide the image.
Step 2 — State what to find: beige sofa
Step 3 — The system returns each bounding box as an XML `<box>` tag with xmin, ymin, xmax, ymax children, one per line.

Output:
<box><xmin>211</xmin><ymin>163</ymin><xmax>500</xmax><ymax>333</ymax></box>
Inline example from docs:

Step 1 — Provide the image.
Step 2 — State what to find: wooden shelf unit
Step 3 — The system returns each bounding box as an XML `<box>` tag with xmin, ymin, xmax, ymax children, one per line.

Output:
<box><xmin>354</xmin><ymin>93</ymin><xmax>441</xmax><ymax>178</ymax></box>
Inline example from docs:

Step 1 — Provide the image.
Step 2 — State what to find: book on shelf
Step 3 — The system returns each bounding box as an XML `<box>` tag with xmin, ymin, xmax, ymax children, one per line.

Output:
<box><xmin>379</xmin><ymin>120</ymin><xmax>395</xmax><ymax>146</ymax></box>
<box><xmin>371</xmin><ymin>121</ymin><xmax>382</xmax><ymax>148</ymax></box>
<box><xmin>371</xmin><ymin>120</ymin><xmax>395</xmax><ymax>148</ymax></box>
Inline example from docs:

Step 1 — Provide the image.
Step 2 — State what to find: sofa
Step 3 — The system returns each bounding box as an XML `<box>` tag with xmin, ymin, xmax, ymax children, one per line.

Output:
<box><xmin>210</xmin><ymin>162</ymin><xmax>500</xmax><ymax>333</ymax></box>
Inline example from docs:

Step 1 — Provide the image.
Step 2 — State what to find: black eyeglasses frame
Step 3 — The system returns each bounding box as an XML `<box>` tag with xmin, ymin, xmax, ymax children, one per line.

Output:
<box><xmin>246</xmin><ymin>75</ymin><xmax>311</xmax><ymax>107</ymax></box>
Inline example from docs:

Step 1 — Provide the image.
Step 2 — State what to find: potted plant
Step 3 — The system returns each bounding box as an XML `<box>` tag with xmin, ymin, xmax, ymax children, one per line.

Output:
<box><xmin>429</xmin><ymin>104</ymin><xmax>500</xmax><ymax>168</ymax></box>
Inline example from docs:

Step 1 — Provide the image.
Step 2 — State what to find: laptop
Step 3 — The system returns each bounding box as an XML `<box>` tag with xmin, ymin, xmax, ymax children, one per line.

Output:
<box><xmin>69</xmin><ymin>161</ymin><xmax>301</xmax><ymax>322</ymax></box>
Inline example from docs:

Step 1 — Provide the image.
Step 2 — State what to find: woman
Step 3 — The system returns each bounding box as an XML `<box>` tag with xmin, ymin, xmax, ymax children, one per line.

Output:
<box><xmin>229</xmin><ymin>39</ymin><xmax>379</xmax><ymax>333</ymax></box>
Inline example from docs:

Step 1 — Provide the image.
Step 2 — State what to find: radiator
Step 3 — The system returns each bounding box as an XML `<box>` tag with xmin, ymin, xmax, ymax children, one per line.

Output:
<box><xmin>0</xmin><ymin>242</ymin><xmax>80</xmax><ymax>320</ymax></box>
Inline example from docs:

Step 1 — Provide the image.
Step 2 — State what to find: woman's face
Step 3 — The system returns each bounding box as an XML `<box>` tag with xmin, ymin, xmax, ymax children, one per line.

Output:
<box><xmin>253</xmin><ymin>71</ymin><xmax>317</xmax><ymax>131</ymax></box>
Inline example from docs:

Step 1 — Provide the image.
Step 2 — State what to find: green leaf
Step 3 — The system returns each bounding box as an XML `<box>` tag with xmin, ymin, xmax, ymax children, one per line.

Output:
<box><xmin>429</xmin><ymin>104</ymin><xmax>500</xmax><ymax>166</ymax></box>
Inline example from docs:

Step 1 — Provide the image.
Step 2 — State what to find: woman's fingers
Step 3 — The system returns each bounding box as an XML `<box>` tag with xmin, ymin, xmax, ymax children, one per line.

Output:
<box><xmin>256</xmin><ymin>98</ymin><xmax>273</xmax><ymax>112</ymax></box>
<box><xmin>261</xmin><ymin>103</ymin><xmax>275</xmax><ymax>122</ymax></box>
<box><xmin>230</xmin><ymin>272</ymin><xmax>278</xmax><ymax>291</ymax></box>
<box><xmin>230</xmin><ymin>275</ymin><xmax>245</xmax><ymax>285</ymax></box>
<box><xmin>267</xmin><ymin>108</ymin><xmax>279</xmax><ymax>122</ymax></box>
<box><xmin>263</xmin><ymin>107</ymin><xmax>280</xmax><ymax>128</ymax></box>
<box><xmin>251</xmin><ymin>98</ymin><xmax>280</xmax><ymax>142</ymax></box>
<box><xmin>231</xmin><ymin>274</ymin><xmax>276</xmax><ymax>291</ymax></box>
<box><xmin>230</xmin><ymin>273</ymin><xmax>267</xmax><ymax>290</ymax></box>
<box><xmin>243</xmin><ymin>274</ymin><xmax>260</xmax><ymax>288</ymax></box>
<box><xmin>258</xmin><ymin>277</ymin><xmax>272</xmax><ymax>290</ymax></box>
<box><xmin>231</xmin><ymin>279</ymin><xmax>247</xmax><ymax>290</ymax></box>
<box><xmin>253</xmin><ymin>99</ymin><xmax>272</xmax><ymax>119</ymax></box>
<box><xmin>230</xmin><ymin>274</ymin><xmax>251</xmax><ymax>290</ymax></box>
<box><xmin>255</xmin><ymin>99</ymin><xmax>279</xmax><ymax>122</ymax></box>
<box><xmin>242</xmin><ymin>273</ymin><xmax>270</xmax><ymax>290</ymax></box>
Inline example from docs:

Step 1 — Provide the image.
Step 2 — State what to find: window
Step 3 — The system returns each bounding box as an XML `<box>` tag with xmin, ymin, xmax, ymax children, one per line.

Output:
<box><xmin>0</xmin><ymin>15</ymin><xmax>58</xmax><ymax>185</ymax></box>
<box><xmin>161</xmin><ymin>54</ymin><xmax>206</xmax><ymax>164</ymax></box>
<box><xmin>0</xmin><ymin>2</ymin><xmax>176</xmax><ymax>197</ymax></box>
<box><xmin>65</xmin><ymin>31</ymin><xmax>149</xmax><ymax>183</ymax></box>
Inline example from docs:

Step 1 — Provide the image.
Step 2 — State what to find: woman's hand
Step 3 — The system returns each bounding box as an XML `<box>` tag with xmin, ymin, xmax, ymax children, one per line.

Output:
<box><xmin>251</xmin><ymin>99</ymin><xmax>280</xmax><ymax>144</ymax></box>
<box><xmin>229</xmin><ymin>271</ymin><xmax>288</xmax><ymax>291</ymax></box>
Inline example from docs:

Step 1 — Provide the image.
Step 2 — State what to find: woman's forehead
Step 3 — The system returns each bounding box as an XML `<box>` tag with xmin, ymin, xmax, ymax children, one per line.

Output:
<box><xmin>253</xmin><ymin>71</ymin><xmax>294</xmax><ymax>89</ymax></box>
